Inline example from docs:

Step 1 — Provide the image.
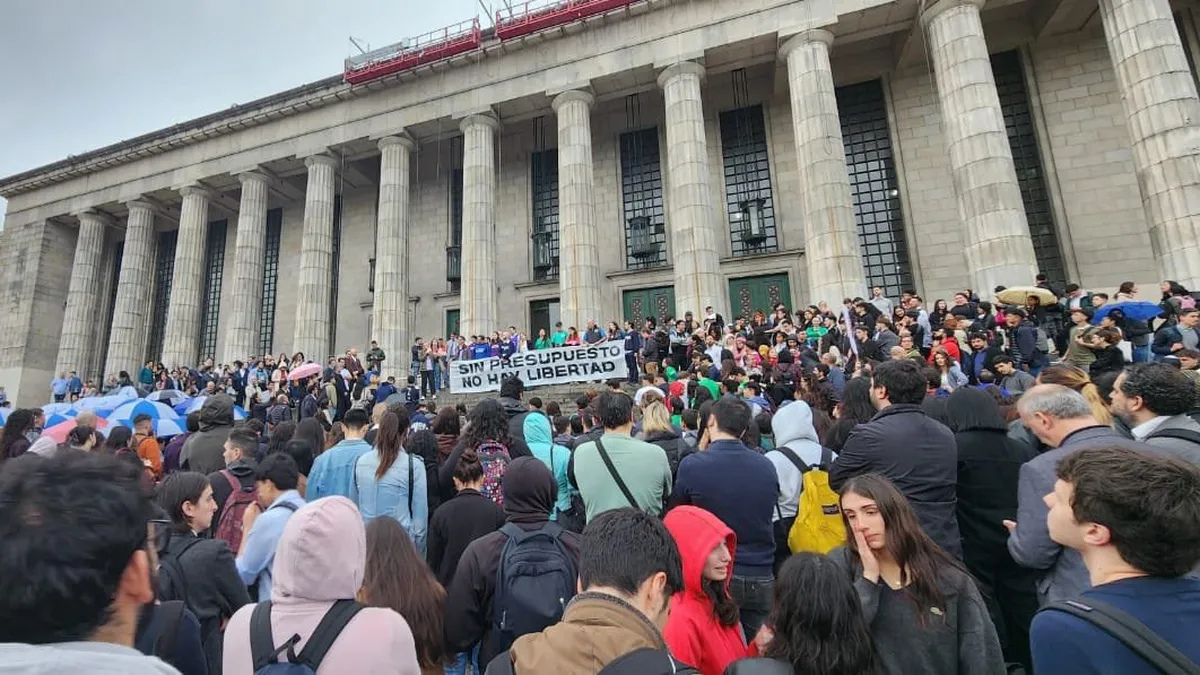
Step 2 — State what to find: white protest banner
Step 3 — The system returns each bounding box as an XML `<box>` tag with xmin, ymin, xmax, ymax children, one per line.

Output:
<box><xmin>449</xmin><ymin>343</ymin><xmax>627</xmax><ymax>393</ymax></box>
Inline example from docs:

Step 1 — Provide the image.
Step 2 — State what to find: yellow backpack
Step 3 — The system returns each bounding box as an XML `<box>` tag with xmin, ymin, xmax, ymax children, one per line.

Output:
<box><xmin>780</xmin><ymin>446</ymin><xmax>846</xmax><ymax>554</ymax></box>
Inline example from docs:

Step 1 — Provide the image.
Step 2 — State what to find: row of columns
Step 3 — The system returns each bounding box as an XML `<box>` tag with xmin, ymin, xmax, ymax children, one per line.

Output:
<box><xmin>54</xmin><ymin>0</ymin><xmax>1200</xmax><ymax>381</ymax></box>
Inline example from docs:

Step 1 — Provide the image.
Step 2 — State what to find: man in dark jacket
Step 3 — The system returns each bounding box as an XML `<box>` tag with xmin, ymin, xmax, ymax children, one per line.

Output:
<box><xmin>444</xmin><ymin>457</ymin><xmax>581</xmax><ymax>667</ymax></box>
<box><xmin>1151</xmin><ymin>307</ymin><xmax>1200</xmax><ymax>358</ymax></box>
<box><xmin>208</xmin><ymin>427</ymin><xmax>258</xmax><ymax>532</ymax></box>
<box><xmin>179</xmin><ymin>394</ymin><xmax>236</xmax><ymax>476</ymax></box>
<box><xmin>1003</xmin><ymin>309</ymin><xmax>1048</xmax><ymax>373</ymax></box>
<box><xmin>499</xmin><ymin>376</ymin><xmax>532</xmax><ymax>446</ymax></box>
<box><xmin>830</xmin><ymin>359</ymin><xmax>962</xmax><ymax>557</ymax></box>
<box><xmin>965</xmin><ymin>333</ymin><xmax>1003</xmax><ymax>385</ymax></box>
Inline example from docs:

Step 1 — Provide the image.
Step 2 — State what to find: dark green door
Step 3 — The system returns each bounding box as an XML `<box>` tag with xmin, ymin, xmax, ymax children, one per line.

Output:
<box><xmin>728</xmin><ymin>274</ymin><xmax>792</xmax><ymax>320</ymax></box>
<box><xmin>446</xmin><ymin>309</ymin><xmax>460</xmax><ymax>338</ymax></box>
<box><xmin>529</xmin><ymin>300</ymin><xmax>560</xmax><ymax>342</ymax></box>
<box><xmin>622</xmin><ymin>286</ymin><xmax>676</xmax><ymax>329</ymax></box>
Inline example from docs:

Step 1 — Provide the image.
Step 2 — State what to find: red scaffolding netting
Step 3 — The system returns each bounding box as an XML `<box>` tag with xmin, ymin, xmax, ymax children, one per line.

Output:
<box><xmin>344</xmin><ymin>18</ymin><xmax>482</xmax><ymax>84</ymax></box>
<box><xmin>495</xmin><ymin>0</ymin><xmax>636</xmax><ymax>40</ymax></box>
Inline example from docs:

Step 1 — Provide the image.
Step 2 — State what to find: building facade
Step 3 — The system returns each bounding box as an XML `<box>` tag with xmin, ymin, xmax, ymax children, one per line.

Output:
<box><xmin>2</xmin><ymin>0</ymin><xmax>1199</xmax><ymax>405</ymax></box>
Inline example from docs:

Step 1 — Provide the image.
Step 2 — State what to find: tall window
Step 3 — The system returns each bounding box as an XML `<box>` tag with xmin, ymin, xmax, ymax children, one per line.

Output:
<box><xmin>620</xmin><ymin>127</ymin><xmax>666</xmax><ymax>269</ymax></box>
<box><xmin>258</xmin><ymin>208</ymin><xmax>283</xmax><ymax>357</ymax></box>
<box><xmin>328</xmin><ymin>197</ymin><xmax>342</xmax><ymax>353</ymax></box>
<box><xmin>147</xmin><ymin>231</ymin><xmax>177</xmax><ymax>363</ymax></box>
<box><xmin>992</xmin><ymin>50</ymin><xmax>1066</xmax><ymax>285</ymax></box>
<box><xmin>836</xmin><ymin>79</ymin><xmax>914</xmax><ymax>300</ymax></box>
<box><xmin>720</xmin><ymin>105</ymin><xmax>777</xmax><ymax>255</ymax></box>
<box><xmin>448</xmin><ymin>168</ymin><xmax>463</xmax><ymax>293</ymax></box>
<box><xmin>199</xmin><ymin>220</ymin><xmax>227</xmax><ymax>361</ymax></box>
<box><xmin>530</xmin><ymin>149</ymin><xmax>560</xmax><ymax>281</ymax></box>
<box><xmin>97</xmin><ymin>242</ymin><xmax>123</xmax><ymax>375</ymax></box>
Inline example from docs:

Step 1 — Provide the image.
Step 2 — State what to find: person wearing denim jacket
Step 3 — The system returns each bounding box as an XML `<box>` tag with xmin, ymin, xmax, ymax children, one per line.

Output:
<box><xmin>349</xmin><ymin>409</ymin><xmax>429</xmax><ymax>555</ymax></box>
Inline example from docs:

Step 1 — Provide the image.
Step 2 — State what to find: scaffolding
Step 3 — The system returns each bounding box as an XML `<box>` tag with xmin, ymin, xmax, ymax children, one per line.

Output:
<box><xmin>495</xmin><ymin>0</ymin><xmax>637</xmax><ymax>40</ymax></box>
<box><xmin>344</xmin><ymin>18</ymin><xmax>482</xmax><ymax>84</ymax></box>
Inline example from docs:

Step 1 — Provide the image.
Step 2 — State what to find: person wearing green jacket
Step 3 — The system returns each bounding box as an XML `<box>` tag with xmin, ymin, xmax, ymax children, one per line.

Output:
<box><xmin>550</xmin><ymin>322</ymin><xmax>568</xmax><ymax>347</ymax></box>
<box><xmin>534</xmin><ymin>329</ymin><xmax>552</xmax><ymax>350</ymax></box>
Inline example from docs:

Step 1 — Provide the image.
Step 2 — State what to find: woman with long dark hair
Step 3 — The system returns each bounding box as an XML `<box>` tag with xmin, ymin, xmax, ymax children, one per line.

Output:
<box><xmin>281</xmin><ymin>438</ymin><xmax>314</xmax><ymax>497</ymax></box>
<box><xmin>436</xmin><ymin>398</ymin><xmax>531</xmax><ymax>503</ymax></box>
<box><xmin>727</xmin><ymin>552</ymin><xmax>876</xmax><ymax>675</ymax></box>
<box><xmin>662</xmin><ymin>506</ymin><xmax>747</xmax><ymax>675</ymax></box>
<box><xmin>946</xmin><ymin>387</ymin><xmax>1038</xmax><ymax>671</ymax></box>
<box><xmin>0</xmin><ymin>408</ymin><xmax>34</xmax><ymax>460</ymax></box>
<box><xmin>833</xmin><ymin>474</ymin><xmax>1004</xmax><ymax>674</ymax></box>
<box><xmin>405</xmin><ymin>428</ymin><xmax>444</xmax><ymax>513</ymax></box>
<box><xmin>293</xmin><ymin>417</ymin><xmax>327</xmax><ymax>460</ymax></box>
<box><xmin>823</xmin><ymin>378</ymin><xmax>876</xmax><ymax>452</ymax></box>
<box><xmin>265</xmin><ymin>420</ymin><xmax>296</xmax><ymax>456</ymax></box>
<box><xmin>155</xmin><ymin>472</ymin><xmax>250</xmax><ymax>669</ymax></box>
<box><xmin>360</xmin><ymin>518</ymin><xmax>446</xmax><ymax>675</ymax></box>
<box><xmin>103</xmin><ymin>425</ymin><xmax>134</xmax><ymax>454</ymax></box>
<box><xmin>431</xmin><ymin>406</ymin><xmax>461</xmax><ymax>466</ymax></box>
<box><xmin>349</xmin><ymin>408</ymin><xmax>427</xmax><ymax>554</ymax></box>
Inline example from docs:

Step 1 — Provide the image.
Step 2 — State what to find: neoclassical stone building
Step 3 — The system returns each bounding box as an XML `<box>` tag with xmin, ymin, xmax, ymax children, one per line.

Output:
<box><xmin>1</xmin><ymin>0</ymin><xmax>1199</xmax><ymax>404</ymax></box>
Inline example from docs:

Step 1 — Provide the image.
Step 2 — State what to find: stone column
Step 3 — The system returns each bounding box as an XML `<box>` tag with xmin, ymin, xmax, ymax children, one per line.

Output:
<box><xmin>1099</xmin><ymin>0</ymin><xmax>1200</xmax><ymax>288</ymax></box>
<box><xmin>292</xmin><ymin>154</ymin><xmax>338</xmax><ymax>361</ymax></box>
<box><xmin>459</xmin><ymin>113</ymin><xmax>499</xmax><ymax>338</ymax></box>
<box><xmin>105</xmin><ymin>200</ymin><xmax>157</xmax><ymax>378</ymax></box>
<box><xmin>222</xmin><ymin>171</ymin><xmax>271</xmax><ymax>365</ymax></box>
<box><xmin>657</xmin><ymin>61</ymin><xmax>723</xmax><ymax>317</ymax></box>
<box><xmin>160</xmin><ymin>185</ymin><xmax>212</xmax><ymax>368</ymax></box>
<box><xmin>552</xmin><ymin>90</ymin><xmax>603</xmax><ymax>331</ymax></box>
<box><xmin>924</xmin><ymin>0</ymin><xmax>1038</xmax><ymax>294</ymax></box>
<box><xmin>55</xmin><ymin>210</ymin><xmax>109</xmax><ymax>378</ymax></box>
<box><xmin>780</xmin><ymin>30</ymin><xmax>868</xmax><ymax>305</ymax></box>
<box><xmin>372</xmin><ymin>133</ymin><xmax>415</xmax><ymax>380</ymax></box>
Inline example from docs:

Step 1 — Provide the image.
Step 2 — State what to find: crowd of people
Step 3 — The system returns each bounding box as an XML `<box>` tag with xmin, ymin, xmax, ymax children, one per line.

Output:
<box><xmin>2</xmin><ymin>277</ymin><xmax>1200</xmax><ymax>675</ymax></box>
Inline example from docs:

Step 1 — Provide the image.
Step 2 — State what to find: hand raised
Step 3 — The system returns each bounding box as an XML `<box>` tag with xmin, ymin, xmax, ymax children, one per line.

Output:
<box><xmin>853</xmin><ymin>528</ymin><xmax>880</xmax><ymax>583</ymax></box>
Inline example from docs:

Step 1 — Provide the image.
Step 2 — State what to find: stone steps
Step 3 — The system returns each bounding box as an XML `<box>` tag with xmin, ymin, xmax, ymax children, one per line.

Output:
<box><xmin>430</xmin><ymin>381</ymin><xmax>638</xmax><ymax>414</ymax></box>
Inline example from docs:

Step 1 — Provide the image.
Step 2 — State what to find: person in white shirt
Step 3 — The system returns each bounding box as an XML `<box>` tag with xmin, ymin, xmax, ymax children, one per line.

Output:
<box><xmin>869</xmin><ymin>286</ymin><xmax>894</xmax><ymax>317</ymax></box>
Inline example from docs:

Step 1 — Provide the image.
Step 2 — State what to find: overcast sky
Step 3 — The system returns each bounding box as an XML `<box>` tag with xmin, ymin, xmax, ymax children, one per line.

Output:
<box><xmin>0</xmin><ymin>0</ymin><xmax>486</xmax><ymax>224</ymax></box>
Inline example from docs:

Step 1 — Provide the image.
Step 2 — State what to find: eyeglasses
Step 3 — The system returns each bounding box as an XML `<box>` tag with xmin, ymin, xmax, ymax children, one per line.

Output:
<box><xmin>149</xmin><ymin>519</ymin><xmax>172</xmax><ymax>555</ymax></box>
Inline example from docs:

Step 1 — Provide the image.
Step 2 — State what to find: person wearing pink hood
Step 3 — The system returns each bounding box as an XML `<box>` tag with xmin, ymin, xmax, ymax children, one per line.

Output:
<box><xmin>222</xmin><ymin>496</ymin><xmax>421</xmax><ymax>674</ymax></box>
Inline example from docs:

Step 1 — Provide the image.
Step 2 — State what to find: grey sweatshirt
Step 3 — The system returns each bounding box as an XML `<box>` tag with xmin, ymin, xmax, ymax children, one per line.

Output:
<box><xmin>0</xmin><ymin>642</ymin><xmax>181</xmax><ymax>675</ymax></box>
<box><xmin>831</xmin><ymin>547</ymin><xmax>1005</xmax><ymax>675</ymax></box>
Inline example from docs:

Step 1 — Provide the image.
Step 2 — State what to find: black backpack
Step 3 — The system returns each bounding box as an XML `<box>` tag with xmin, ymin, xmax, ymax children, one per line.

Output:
<box><xmin>1039</xmin><ymin>599</ymin><xmax>1200</xmax><ymax>675</ymax></box>
<box><xmin>250</xmin><ymin>599</ymin><xmax>364</xmax><ymax>674</ymax></box>
<box><xmin>490</xmin><ymin>522</ymin><xmax>576</xmax><ymax>656</ymax></box>
<box><xmin>485</xmin><ymin>647</ymin><xmax>699</xmax><ymax>675</ymax></box>
<box><xmin>1145</xmin><ymin>427</ymin><xmax>1200</xmax><ymax>448</ymax></box>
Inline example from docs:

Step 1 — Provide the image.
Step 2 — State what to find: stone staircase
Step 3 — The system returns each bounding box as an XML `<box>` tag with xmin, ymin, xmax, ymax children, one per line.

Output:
<box><xmin>431</xmin><ymin>381</ymin><xmax>638</xmax><ymax>414</ymax></box>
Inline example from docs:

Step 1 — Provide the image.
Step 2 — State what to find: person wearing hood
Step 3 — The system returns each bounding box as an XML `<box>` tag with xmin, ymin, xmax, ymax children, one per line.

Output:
<box><xmin>444</xmin><ymin>457</ymin><xmax>582</xmax><ymax>668</ymax></box>
<box><xmin>662</xmin><ymin>507</ymin><xmax>748</xmax><ymax>675</ymax></box>
<box><xmin>180</xmin><ymin>395</ymin><xmax>236</xmax><ymax>475</ymax></box>
<box><xmin>523</xmin><ymin>412</ymin><xmax>576</xmax><ymax>522</ymax></box>
<box><xmin>668</xmin><ymin>397</ymin><xmax>778</xmax><ymax>639</ymax></box>
<box><xmin>766</xmin><ymin>401</ymin><xmax>837</xmax><ymax>571</ymax></box>
<box><xmin>223</xmin><ymin>496</ymin><xmax>420</xmax><ymax>674</ymax></box>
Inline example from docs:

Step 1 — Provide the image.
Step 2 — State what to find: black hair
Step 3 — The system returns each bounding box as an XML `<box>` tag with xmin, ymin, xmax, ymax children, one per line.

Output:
<box><xmin>454</xmin><ymin>449</ymin><xmax>484</xmax><ymax>484</ymax></box>
<box><xmin>710</xmin><ymin>396</ymin><xmax>752</xmax><ymax>437</ymax></box>
<box><xmin>764</xmin><ymin>553</ymin><xmax>877</xmax><ymax>675</ymax></box>
<box><xmin>553</xmin><ymin>415</ymin><xmax>571</xmax><ymax>434</ymax></box>
<box><xmin>1</xmin><ymin>409</ymin><xmax>35</xmax><ymax>459</ymax></box>
<box><xmin>579</xmin><ymin>508</ymin><xmax>683</xmax><ymax>603</ymax></box>
<box><xmin>681</xmin><ymin>409</ymin><xmax>699</xmax><ymax>431</ymax></box>
<box><xmin>527</xmin><ymin>396</ymin><xmax>543</xmax><ymax>410</ymax></box>
<box><xmin>1057</xmin><ymin>446</ymin><xmax>1200</xmax><ymax>578</ymax></box>
<box><xmin>342</xmin><ymin>407</ymin><xmax>370</xmax><ymax>431</ymax></box>
<box><xmin>267</xmin><ymin>421</ymin><xmax>296</xmax><ymax>455</ymax></box>
<box><xmin>1118</xmin><ymin>363</ymin><xmax>1199</xmax><ymax>416</ymax></box>
<box><xmin>923</xmin><ymin>367</ymin><xmax>942</xmax><ymax>391</ymax></box>
<box><xmin>67</xmin><ymin>425</ymin><xmax>97</xmax><ymax>447</ymax></box>
<box><xmin>132</xmin><ymin>413</ymin><xmax>153</xmax><ymax>427</ymax></box>
<box><xmin>255</xmin><ymin>452</ymin><xmax>300</xmax><ymax>491</ymax></box>
<box><xmin>294</xmin><ymin>418</ymin><xmax>326</xmax><ymax>459</ymax></box>
<box><xmin>155</xmin><ymin>472</ymin><xmax>211</xmax><ymax>534</ymax></box>
<box><xmin>461</xmin><ymin>399</ymin><xmax>513</xmax><ymax>450</ymax></box>
<box><xmin>226</xmin><ymin>428</ymin><xmax>259</xmax><ymax>458</ymax></box>
<box><xmin>993</xmin><ymin>355</ymin><xmax>1014</xmax><ymax>367</ymax></box>
<box><xmin>871</xmin><ymin>359</ymin><xmax>928</xmax><ymax>405</ymax></box>
<box><xmin>499</xmin><ymin>376</ymin><xmax>525</xmax><ymax>400</ymax></box>
<box><xmin>281</xmin><ymin>439</ymin><xmax>315</xmax><ymax>476</ymax></box>
<box><xmin>594</xmin><ymin>391</ymin><xmax>635</xmax><ymax>430</ymax></box>
<box><xmin>0</xmin><ymin>452</ymin><xmax>154</xmax><ymax>643</ymax></box>
<box><xmin>569</xmin><ymin>415</ymin><xmax>584</xmax><ymax>434</ymax></box>
<box><xmin>945</xmin><ymin>386</ymin><xmax>1007</xmax><ymax>432</ymax></box>
<box><xmin>545</xmin><ymin>401</ymin><xmax>562</xmax><ymax>417</ymax></box>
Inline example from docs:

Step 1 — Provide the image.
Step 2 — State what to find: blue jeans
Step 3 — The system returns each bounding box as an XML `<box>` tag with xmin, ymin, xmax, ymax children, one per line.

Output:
<box><xmin>1132</xmin><ymin>344</ymin><xmax>1151</xmax><ymax>363</ymax></box>
<box><xmin>444</xmin><ymin>644</ymin><xmax>480</xmax><ymax>675</ymax></box>
<box><xmin>729</xmin><ymin>574</ymin><xmax>774</xmax><ymax>642</ymax></box>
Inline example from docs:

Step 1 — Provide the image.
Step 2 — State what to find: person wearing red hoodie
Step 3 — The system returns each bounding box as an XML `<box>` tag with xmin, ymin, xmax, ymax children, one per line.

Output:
<box><xmin>662</xmin><ymin>506</ymin><xmax>748</xmax><ymax>675</ymax></box>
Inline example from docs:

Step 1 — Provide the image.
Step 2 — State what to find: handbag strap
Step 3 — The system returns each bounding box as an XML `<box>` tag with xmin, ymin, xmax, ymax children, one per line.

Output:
<box><xmin>407</xmin><ymin>452</ymin><xmax>414</xmax><ymax>519</ymax></box>
<box><xmin>595</xmin><ymin>438</ymin><xmax>638</xmax><ymax>509</ymax></box>
<box><xmin>1041</xmin><ymin>599</ymin><xmax>1200</xmax><ymax>675</ymax></box>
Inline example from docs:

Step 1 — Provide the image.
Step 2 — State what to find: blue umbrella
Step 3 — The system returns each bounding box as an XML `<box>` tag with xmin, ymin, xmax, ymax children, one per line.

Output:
<box><xmin>44</xmin><ymin>412</ymin><xmax>77</xmax><ymax>427</ymax></box>
<box><xmin>1092</xmin><ymin>301</ymin><xmax>1163</xmax><ymax>325</ymax></box>
<box><xmin>147</xmin><ymin>389</ymin><xmax>190</xmax><ymax>406</ymax></box>
<box><xmin>41</xmin><ymin>402</ymin><xmax>76</xmax><ymax>416</ymax></box>
<box><xmin>179</xmin><ymin>396</ymin><xmax>248</xmax><ymax>420</ymax></box>
<box><xmin>0</xmin><ymin>408</ymin><xmax>9</xmax><ymax>424</ymax></box>
<box><xmin>110</xmin><ymin>417</ymin><xmax>187</xmax><ymax>438</ymax></box>
<box><xmin>106</xmin><ymin>400</ymin><xmax>181</xmax><ymax>422</ymax></box>
<box><xmin>76</xmin><ymin>394</ymin><xmax>136</xmax><ymax>416</ymax></box>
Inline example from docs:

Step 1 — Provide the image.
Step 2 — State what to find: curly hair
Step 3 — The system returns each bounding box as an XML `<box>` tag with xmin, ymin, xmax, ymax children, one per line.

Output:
<box><xmin>460</xmin><ymin>399</ymin><xmax>513</xmax><ymax>450</ymax></box>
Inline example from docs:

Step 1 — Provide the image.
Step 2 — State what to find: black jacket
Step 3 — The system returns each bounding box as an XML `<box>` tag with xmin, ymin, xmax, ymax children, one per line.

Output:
<box><xmin>954</xmin><ymin>428</ymin><xmax>1036</xmax><ymax>574</ymax></box>
<box><xmin>830</xmin><ymin>404</ymin><xmax>962</xmax><ymax>557</ymax></box>
<box><xmin>161</xmin><ymin>532</ymin><xmax>250</xmax><ymax>672</ymax></box>
<box><xmin>443</xmin><ymin>521</ymin><xmax>582</xmax><ymax>666</ymax></box>
<box><xmin>965</xmin><ymin>346</ymin><xmax>1004</xmax><ymax>385</ymax></box>
<box><xmin>642</xmin><ymin>429</ymin><xmax>687</xmax><ymax>478</ymax></box>
<box><xmin>427</xmin><ymin>488</ymin><xmax>506</xmax><ymax>586</ymax></box>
